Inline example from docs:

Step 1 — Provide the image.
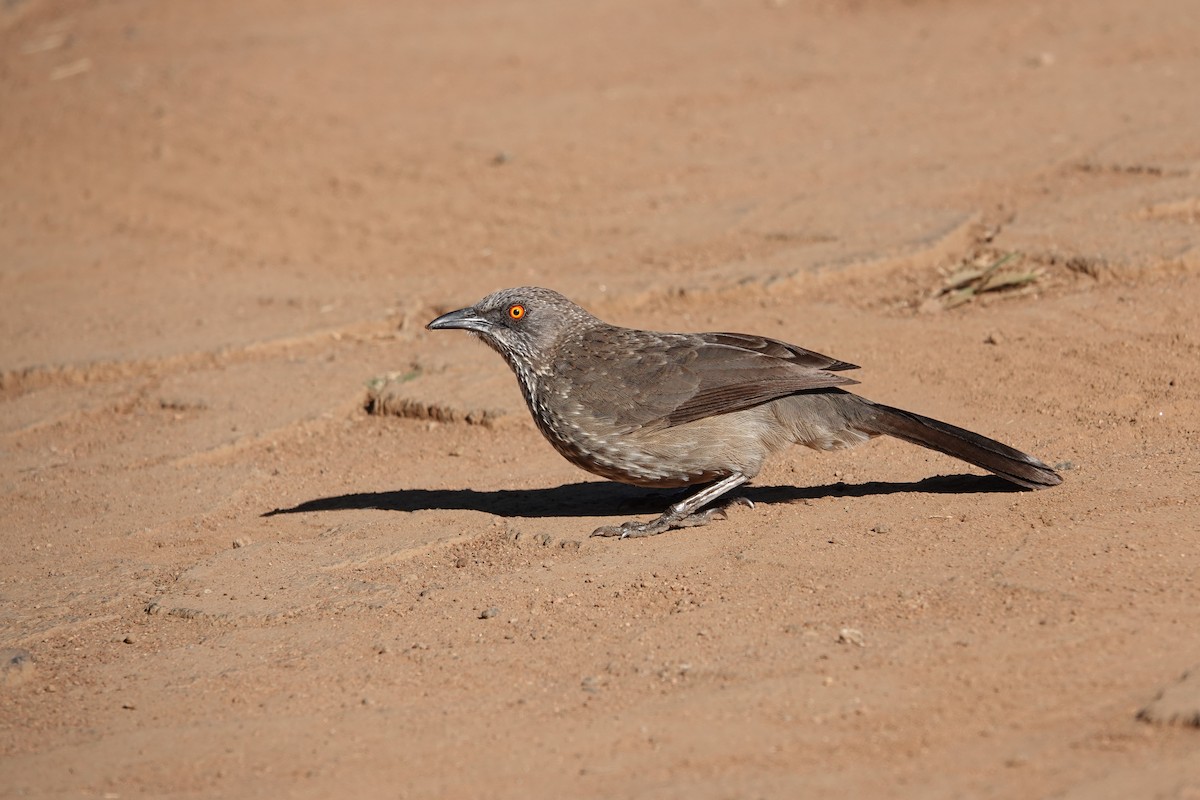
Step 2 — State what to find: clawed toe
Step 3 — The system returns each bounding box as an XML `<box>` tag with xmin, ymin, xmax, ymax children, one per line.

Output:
<box><xmin>590</xmin><ymin>519</ymin><xmax>669</xmax><ymax>538</ymax></box>
<box><xmin>591</xmin><ymin>495</ymin><xmax>755</xmax><ymax>539</ymax></box>
<box><xmin>591</xmin><ymin>521</ymin><xmax>644</xmax><ymax>538</ymax></box>
<box><xmin>673</xmin><ymin>506</ymin><xmax>726</xmax><ymax>528</ymax></box>
<box><xmin>676</xmin><ymin>496</ymin><xmax>753</xmax><ymax>528</ymax></box>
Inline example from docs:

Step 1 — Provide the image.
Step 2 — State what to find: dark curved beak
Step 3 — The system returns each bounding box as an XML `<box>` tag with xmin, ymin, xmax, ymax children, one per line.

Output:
<box><xmin>426</xmin><ymin>306</ymin><xmax>492</xmax><ymax>334</ymax></box>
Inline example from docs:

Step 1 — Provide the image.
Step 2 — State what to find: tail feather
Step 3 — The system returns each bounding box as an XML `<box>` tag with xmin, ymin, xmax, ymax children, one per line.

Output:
<box><xmin>860</xmin><ymin>401</ymin><xmax>1062</xmax><ymax>490</ymax></box>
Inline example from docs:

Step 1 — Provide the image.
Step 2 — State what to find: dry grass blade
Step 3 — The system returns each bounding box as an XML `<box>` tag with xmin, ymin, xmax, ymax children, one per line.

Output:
<box><xmin>928</xmin><ymin>252</ymin><xmax>1044</xmax><ymax>310</ymax></box>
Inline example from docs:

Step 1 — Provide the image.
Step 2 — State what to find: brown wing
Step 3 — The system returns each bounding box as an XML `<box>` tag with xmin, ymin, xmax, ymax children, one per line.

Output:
<box><xmin>555</xmin><ymin>328</ymin><xmax>859</xmax><ymax>432</ymax></box>
<box><xmin>699</xmin><ymin>332</ymin><xmax>858</xmax><ymax>371</ymax></box>
<box><xmin>663</xmin><ymin>332</ymin><xmax>859</xmax><ymax>426</ymax></box>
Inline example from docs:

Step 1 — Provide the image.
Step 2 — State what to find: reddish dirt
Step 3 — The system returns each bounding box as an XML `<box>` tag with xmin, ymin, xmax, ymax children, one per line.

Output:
<box><xmin>2</xmin><ymin>0</ymin><xmax>1199</xmax><ymax>797</ymax></box>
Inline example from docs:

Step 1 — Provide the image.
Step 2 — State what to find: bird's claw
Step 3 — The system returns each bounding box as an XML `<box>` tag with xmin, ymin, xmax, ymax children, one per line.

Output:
<box><xmin>672</xmin><ymin>506</ymin><xmax>727</xmax><ymax>528</ymax></box>
<box><xmin>590</xmin><ymin>518</ymin><xmax>670</xmax><ymax>539</ymax></box>
<box><xmin>673</xmin><ymin>496</ymin><xmax>753</xmax><ymax>527</ymax></box>
<box><xmin>590</xmin><ymin>496</ymin><xmax>754</xmax><ymax>539</ymax></box>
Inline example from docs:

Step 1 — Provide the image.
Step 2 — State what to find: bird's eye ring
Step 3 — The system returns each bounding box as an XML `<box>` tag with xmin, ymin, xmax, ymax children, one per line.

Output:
<box><xmin>508</xmin><ymin>304</ymin><xmax>526</xmax><ymax>320</ymax></box>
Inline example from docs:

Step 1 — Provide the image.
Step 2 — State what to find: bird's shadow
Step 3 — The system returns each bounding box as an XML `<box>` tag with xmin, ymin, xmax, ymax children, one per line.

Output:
<box><xmin>262</xmin><ymin>473</ymin><xmax>1021</xmax><ymax>519</ymax></box>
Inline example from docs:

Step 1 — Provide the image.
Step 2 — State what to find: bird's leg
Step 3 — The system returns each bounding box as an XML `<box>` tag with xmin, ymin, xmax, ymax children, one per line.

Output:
<box><xmin>591</xmin><ymin>473</ymin><xmax>751</xmax><ymax>539</ymax></box>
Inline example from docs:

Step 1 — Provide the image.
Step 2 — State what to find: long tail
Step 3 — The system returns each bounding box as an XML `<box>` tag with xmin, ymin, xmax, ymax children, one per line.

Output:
<box><xmin>858</xmin><ymin>400</ymin><xmax>1062</xmax><ymax>489</ymax></box>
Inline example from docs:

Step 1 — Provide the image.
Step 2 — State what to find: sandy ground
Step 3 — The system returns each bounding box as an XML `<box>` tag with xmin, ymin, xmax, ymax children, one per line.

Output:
<box><xmin>3</xmin><ymin>0</ymin><xmax>1200</xmax><ymax>797</ymax></box>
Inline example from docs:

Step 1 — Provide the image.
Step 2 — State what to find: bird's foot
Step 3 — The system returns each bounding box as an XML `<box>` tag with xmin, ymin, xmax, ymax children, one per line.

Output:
<box><xmin>590</xmin><ymin>496</ymin><xmax>755</xmax><ymax>539</ymax></box>
<box><xmin>670</xmin><ymin>496</ymin><xmax>755</xmax><ymax>530</ymax></box>
<box><xmin>590</xmin><ymin>517</ymin><xmax>672</xmax><ymax>539</ymax></box>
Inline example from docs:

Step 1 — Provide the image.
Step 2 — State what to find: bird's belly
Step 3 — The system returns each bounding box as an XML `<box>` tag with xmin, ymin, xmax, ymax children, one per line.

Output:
<box><xmin>529</xmin><ymin>407</ymin><xmax>769</xmax><ymax>489</ymax></box>
<box><xmin>540</xmin><ymin>417</ymin><xmax>705</xmax><ymax>487</ymax></box>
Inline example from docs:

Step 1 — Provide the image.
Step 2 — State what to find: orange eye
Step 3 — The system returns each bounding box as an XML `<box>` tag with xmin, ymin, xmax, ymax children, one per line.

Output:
<box><xmin>508</xmin><ymin>304</ymin><xmax>526</xmax><ymax>320</ymax></box>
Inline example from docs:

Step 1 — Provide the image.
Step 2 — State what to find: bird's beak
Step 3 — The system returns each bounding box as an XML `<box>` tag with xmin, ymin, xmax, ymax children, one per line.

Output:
<box><xmin>426</xmin><ymin>306</ymin><xmax>492</xmax><ymax>334</ymax></box>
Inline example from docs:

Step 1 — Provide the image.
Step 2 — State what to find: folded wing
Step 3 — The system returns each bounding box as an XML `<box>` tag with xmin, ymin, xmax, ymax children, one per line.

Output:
<box><xmin>557</xmin><ymin>329</ymin><xmax>860</xmax><ymax>431</ymax></box>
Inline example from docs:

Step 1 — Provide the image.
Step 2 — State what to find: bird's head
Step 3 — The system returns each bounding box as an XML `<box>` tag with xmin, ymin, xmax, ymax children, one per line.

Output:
<box><xmin>426</xmin><ymin>286</ymin><xmax>598</xmax><ymax>372</ymax></box>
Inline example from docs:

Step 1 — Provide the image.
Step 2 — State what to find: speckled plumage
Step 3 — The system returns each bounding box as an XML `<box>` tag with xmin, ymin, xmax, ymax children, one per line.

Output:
<box><xmin>427</xmin><ymin>287</ymin><xmax>1061</xmax><ymax>537</ymax></box>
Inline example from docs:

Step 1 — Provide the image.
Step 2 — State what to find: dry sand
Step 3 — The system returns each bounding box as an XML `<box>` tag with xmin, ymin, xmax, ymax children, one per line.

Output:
<box><xmin>2</xmin><ymin>0</ymin><xmax>1199</xmax><ymax>796</ymax></box>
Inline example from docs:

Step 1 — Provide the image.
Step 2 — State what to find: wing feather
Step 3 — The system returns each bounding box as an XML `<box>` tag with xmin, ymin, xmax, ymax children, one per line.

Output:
<box><xmin>555</xmin><ymin>327</ymin><xmax>859</xmax><ymax>432</ymax></box>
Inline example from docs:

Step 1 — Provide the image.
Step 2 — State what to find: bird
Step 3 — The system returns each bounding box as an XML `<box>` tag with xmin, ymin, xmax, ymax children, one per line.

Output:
<box><xmin>426</xmin><ymin>287</ymin><xmax>1061</xmax><ymax>538</ymax></box>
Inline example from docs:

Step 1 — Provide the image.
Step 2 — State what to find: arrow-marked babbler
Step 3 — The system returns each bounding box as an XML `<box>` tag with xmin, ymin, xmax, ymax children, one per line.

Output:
<box><xmin>427</xmin><ymin>287</ymin><xmax>1061</xmax><ymax>538</ymax></box>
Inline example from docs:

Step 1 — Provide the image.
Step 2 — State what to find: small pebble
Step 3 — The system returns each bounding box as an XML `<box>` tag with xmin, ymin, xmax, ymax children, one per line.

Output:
<box><xmin>1137</xmin><ymin>665</ymin><xmax>1200</xmax><ymax>728</ymax></box>
<box><xmin>838</xmin><ymin>628</ymin><xmax>866</xmax><ymax>647</ymax></box>
<box><xmin>479</xmin><ymin>606</ymin><xmax>500</xmax><ymax>620</ymax></box>
<box><xmin>0</xmin><ymin>648</ymin><xmax>36</xmax><ymax>687</ymax></box>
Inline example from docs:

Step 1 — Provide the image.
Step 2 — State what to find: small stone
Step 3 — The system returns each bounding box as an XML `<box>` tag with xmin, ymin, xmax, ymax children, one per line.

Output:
<box><xmin>983</xmin><ymin>331</ymin><xmax>1003</xmax><ymax>346</ymax></box>
<box><xmin>870</xmin><ymin>523</ymin><xmax>890</xmax><ymax>535</ymax></box>
<box><xmin>122</xmin><ymin>635</ymin><xmax>137</xmax><ymax>645</ymax></box>
<box><xmin>1138</xmin><ymin>665</ymin><xmax>1200</xmax><ymax>728</ymax></box>
<box><xmin>559</xmin><ymin>539</ymin><xmax>582</xmax><ymax>551</ymax></box>
<box><xmin>454</xmin><ymin>555</ymin><xmax>469</xmax><ymax>568</ymax></box>
<box><xmin>479</xmin><ymin>606</ymin><xmax>500</xmax><ymax>620</ymax></box>
<box><xmin>838</xmin><ymin>628</ymin><xmax>866</xmax><ymax>647</ymax></box>
<box><xmin>0</xmin><ymin>648</ymin><xmax>35</xmax><ymax>687</ymax></box>
<box><xmin>232</xmin><ymin>537</ymin><xmax>251</xmax><ymax>548</ymax></box>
